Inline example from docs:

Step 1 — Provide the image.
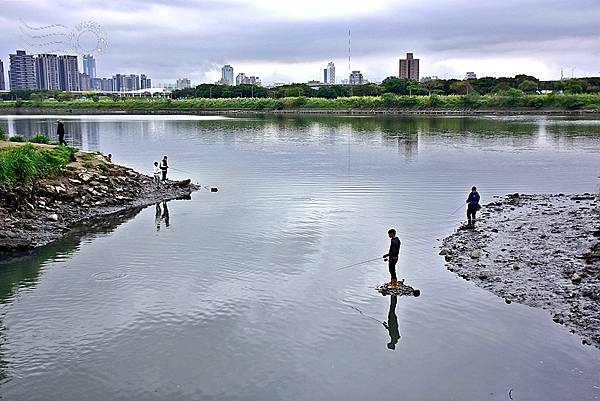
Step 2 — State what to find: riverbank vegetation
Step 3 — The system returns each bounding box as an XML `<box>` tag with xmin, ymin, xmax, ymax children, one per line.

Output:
<box><xmin>1</xmin><ymin>91</ymin><xmax>599</xmax><ymax>111</ymax></box>
<box><xmin>0</xmin><ymin>75</ymin><xmax>599</xmax><ymax>111</ymax></box>
<box><xmin>0</xmin><ymin>139</ymin><xmax>76</xmax><ymax>190</ymax></box>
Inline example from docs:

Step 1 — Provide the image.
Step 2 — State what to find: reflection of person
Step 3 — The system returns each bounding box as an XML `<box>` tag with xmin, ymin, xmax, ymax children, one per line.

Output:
<box><xmin>466</xmin><ymin>186</ymin><xmax>481</xmax><ymax>228</ymax></box>
<box><xmin>155</xmin><ymin>203</ymin><xmax>162</xmax><ymax>231</ymax></box>
<box><xmin>160</xmin><ymin>155</ymin><xmax>169</xmax><ymax>181</ymax></box>
<box><xmin>383</xmin><ymin>295</ymin><xmax>400</xmax><ymax>350</ymax></box>
<box><xmin>162</xmin><ymin>201</ymin><xmax>170</xmax><ymax>228</ymax></box>
<box><xmin>57</xmin><ymin>120</ymin><xmax>67</xmax><ymax>146</ymax></box>
<box><xmin>383</xmin><ymin>228</ymin><xmax>401</xmax><ymax>288</ymax></box>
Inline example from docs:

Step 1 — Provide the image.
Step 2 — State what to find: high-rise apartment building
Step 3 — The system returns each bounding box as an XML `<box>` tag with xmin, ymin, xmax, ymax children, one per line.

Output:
<box><xmin>323</xmin><ymin>69</ymin><xmax>328</xmax><ymax>84</ymax></box>
<box><xmin>82</xmin><ymin>54</ymin><xmax>96</xmax><ymax>79</ymax></box>
<box><xmin>140</xmin><ymin>74</ymin><xmax>151</xmax><ymax>89</ymax></box>
<box><xmin>399</xmin><ymin>53</ymin><xmax>419</xmax><ymax>81</ymax></box>
<box><xmin>0</xmin><ymin>60</ymin><xmax>5</xmax><ymax>90</ymax></box>
<box><xmin>9</xmin><ymin>50</ymin><xmax>36</xmax><ymax>89</ymax></box>
<box><xmin>79</xmin><ymin>73</ymin><xmax>91</xmax><ymax>91</ymax></box>
<box><xmin>221</xmin><ymin>65</ymin><xmax>234</xmax><ymax>85</ymax></box>
<box><xmin>35</xmin><ymin>54</ymin><xmax>60</xmax><ymax>90</ymax></box>
<box><xmin>176</xmin><ymin>78</ymin><xmax>191</xmax><ymax>89</ymax></box>
<box><xmin>58</xmin><ymin>55</ymin><xmax>80</xmax><ymax>91</ymax></box>
<box><xmin>465</xmin><ymin>72</ymin><xmax>477</xmax><ymax>80</ymax></box>
<box><xmin>326</xmin><ymin>62</ymin><xmax>335</xmax><ymax>84</ymax></box>
<box><xmin>349</xmin><ymin>70</ymin><xmax>363</xmax><ymax>85</ymax></box>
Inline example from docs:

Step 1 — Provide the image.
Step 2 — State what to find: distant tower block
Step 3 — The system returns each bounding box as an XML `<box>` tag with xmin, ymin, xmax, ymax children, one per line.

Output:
<box><xmin>399</xmin><ymin>53</ymin><xmax>420</xmax><ymax>81</ymax></box>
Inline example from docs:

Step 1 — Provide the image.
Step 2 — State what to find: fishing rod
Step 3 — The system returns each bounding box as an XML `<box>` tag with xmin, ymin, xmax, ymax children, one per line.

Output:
<box><xmin>336</xmin><ymin>256</ymin><xmax>382</xmax><ymax>271</ymax></box>
<box><xmin>169</xmin><ymin>166</ymin><xmax>194</xmax><ymax>175</ymax></box>
<box><xmin>447</xmin><ymin>202</ymin><xmax>466</xmax><ymax>217</ymax></box>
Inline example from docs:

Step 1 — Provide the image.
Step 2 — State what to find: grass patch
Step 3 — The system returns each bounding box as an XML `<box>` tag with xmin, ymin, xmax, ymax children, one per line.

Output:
<box><xmin>9</xmin><ymin>135</ymin><xmax>26</xmax><ymax>142</ymax></box>
<box><xmin>29</xmin><ymin>134</ymin><xmax>50</xmax><ymax>144</ymax></box>
<box><xmin>0</xmin><ymin>144</ymin><xmax>76</xmax><ymax>190</ymax></box>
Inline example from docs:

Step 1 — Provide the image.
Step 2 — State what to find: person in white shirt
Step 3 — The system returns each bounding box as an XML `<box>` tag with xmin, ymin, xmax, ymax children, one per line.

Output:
<box><xmin>153</xmin><ymin>161</ymin><xmax>161</xmax><ymax>187</ymax></box>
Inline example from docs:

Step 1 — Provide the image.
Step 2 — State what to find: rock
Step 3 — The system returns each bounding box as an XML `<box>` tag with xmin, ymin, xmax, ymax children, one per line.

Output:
<box><xmin>571</xmin><ymin>273</ymin><xmax>582</xmax><ymax>284</ymax></box>
<box><xmin>79</xmin><ymin>173</ymin><xmax>92</xmax><ymax>182</ymax></box>
<box><xmin>48</xmin><ymin>213</ymin><xmax>59</xmax><ymax>221</ymax></box>
<box><xmin>439</xmin><ymin>249</ymin><xmax>450</xmax><ymax>256</ymax></box>
<box><xmin>69</xmin><ymin>178</ymin><xmax>82</xmax><ymax>185</ymax></box>
<box><xmin>470</xmin><ymin>250</ymin><xmax>481</xmax><ymax>259</ymax></box>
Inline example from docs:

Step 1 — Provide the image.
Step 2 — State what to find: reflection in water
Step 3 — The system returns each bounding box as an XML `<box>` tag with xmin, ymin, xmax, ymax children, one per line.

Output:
<box><xmin>383</xmin><ymin>296</ymin><xmax>401</xmax><ymax>350</ymax></box>
<box><xmin>0</xmin><ymin>207</ymin><xmax>148</xmax><ymax>386</ymax></box>
<box><xmin>154</xmin><ymin>201</ymin><xmax>171</xmax><ymax>231</ymax></box>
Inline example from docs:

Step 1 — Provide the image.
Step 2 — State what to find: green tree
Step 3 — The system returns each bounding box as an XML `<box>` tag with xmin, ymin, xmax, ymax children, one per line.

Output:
<box><xmin>381</xmin><ymin>77</ymin><xmax>411</xmax><ymax>95</ymax></box>
<box><xmin>450</xmin><ymin>81</ymin><xmax>475</xmax><ymax>95</ymax></box>
<box><xmin>518</xmin><ymin>80</ymin><xmax>539</xmax><ymax>94</ymax></box>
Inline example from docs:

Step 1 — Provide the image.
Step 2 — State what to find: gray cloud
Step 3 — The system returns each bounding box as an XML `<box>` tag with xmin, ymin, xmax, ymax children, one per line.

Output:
<box><xmin>0</xmin><ymin>0</ymin><xmax>598</xmax><ymax>83</ymax></box>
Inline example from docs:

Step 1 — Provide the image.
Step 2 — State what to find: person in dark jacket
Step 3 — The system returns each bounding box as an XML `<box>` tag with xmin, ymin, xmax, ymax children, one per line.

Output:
<box><xmin>57</xmin><ymin>120</ymin><xmax>67</xmax><ymax>146</ymax></box>
<box><xmin>466</xmin><ymin>186</ymin><xmax>481</xmax><ymax>228</ymax></box>
<box><xmin>383</xmin><ymin>228</ymin><xmax>401</xmax><ymax>288</ymax></box>
<box><xmin>160</xmin><ymin>155</ymin><xmax>169</xmax><ymax>181</ymax></box>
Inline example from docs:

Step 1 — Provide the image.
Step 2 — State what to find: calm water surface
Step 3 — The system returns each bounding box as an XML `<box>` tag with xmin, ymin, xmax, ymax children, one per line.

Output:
<box><xmin>0</xmin><ymin>115</ymin><xmax>599</xmax><ymax>401</ymax></box>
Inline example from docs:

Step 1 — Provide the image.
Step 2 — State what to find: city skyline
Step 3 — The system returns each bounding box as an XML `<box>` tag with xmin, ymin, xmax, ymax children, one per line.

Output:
<box><xmin>1</xmin><ymin>0</ymin><xmax>598</xmax><ymax>85</ymax></box>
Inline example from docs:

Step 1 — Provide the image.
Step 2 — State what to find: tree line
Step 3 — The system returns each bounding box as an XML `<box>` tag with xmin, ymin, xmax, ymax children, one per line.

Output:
<box><xmin>1</xmin><ymin>75</ymin><xmax>598</xmax><ymax>102</ymax></box>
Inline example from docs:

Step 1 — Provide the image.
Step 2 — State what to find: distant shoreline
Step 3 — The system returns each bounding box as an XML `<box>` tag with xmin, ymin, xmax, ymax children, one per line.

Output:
<box><xmin>1</xmin><ymin>107</ymin><xmax>600</xmax><ymax>117</ymax></box>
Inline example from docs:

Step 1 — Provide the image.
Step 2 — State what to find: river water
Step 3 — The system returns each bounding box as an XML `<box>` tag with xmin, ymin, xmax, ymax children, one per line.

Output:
<box><xmin>0</xmin><ymin>114</ymin><xmax>599</xmax><ymax>401</ymax></box>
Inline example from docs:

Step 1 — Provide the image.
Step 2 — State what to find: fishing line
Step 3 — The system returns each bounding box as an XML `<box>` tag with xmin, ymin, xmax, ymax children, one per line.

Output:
<box><xmin>339</xmin><ymin>301</ymin><xmax>385</xmax><ymax>325</ymax></box>
<box><xmin>336</xmin><ymin>257</ymin><xmax>382</xmax><ymax>271</ymax></box>
<box><xmin>447</xmin><ymin>202</ymin><xmax>466</xmax><ymax>217</ymax></box>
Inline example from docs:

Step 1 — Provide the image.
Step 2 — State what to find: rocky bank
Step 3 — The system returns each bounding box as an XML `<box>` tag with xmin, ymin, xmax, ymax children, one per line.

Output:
<box><xmin>440</xmin><ymin>193</ymin><xmax>600</xmax><ymax>348</ymax></box>
<box><xmin>0</xmin><ymin>150</ymin><xmax>199</xmax><ymax>254</ymax></box>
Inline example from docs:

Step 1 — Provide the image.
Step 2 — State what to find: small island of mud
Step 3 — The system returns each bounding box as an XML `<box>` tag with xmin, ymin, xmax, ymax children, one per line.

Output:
<box><xmin>0</xmin><ymin>146</ymin><xmax>199</xmax><ymax>254</ymax></box>
<box><xmin>440</xmin><ymin>193</ymin><xmax>600</xmax><ymax>347</ymax></box>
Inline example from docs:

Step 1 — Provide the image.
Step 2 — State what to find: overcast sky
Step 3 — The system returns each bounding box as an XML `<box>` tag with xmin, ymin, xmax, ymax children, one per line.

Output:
<box><xmin>1</xmin><ymin>0</ymin><xmax>599</xmax><ymax>85</ymax></box>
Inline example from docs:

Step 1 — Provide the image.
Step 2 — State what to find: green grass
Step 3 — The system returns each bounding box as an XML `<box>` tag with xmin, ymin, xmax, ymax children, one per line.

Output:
<box><xmin>29</xmin><ymin>134</ymin><xmax>50</xmax><ymax>144</ymax></box>
<box><xmin>8</xmin><ymin>135</ymin><xmax>26</xmax><ymax>142</ymax></box>
<box><xmin>0</xmin><ymin>144</ymin><xmax>76</xmax><ymax>190</ymax></box>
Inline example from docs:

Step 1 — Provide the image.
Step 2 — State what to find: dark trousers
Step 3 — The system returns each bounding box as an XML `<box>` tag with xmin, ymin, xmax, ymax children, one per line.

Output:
<box><xmin>467</xmin><ymin>205</ymin><xmax>477</xmax><ymax>225</ymax></box>
<box><xmin>161</xmin><ymin>170</ymin><xmax>167</xmax><ymax>181</ymax></box>
<box><xmin>58</xmin><ymin>135</ymin><xmax>67</xmax><ymax>146</ymax></box>
<box><xmin>388</xmin><ymin>256</ymin><xmax>398</xmax><ymax>280</ymax></box>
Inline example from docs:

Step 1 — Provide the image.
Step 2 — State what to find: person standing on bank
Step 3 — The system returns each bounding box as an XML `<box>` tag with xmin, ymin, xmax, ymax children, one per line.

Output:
<box><xmin>153</xmin><ymin>161</ymin><xmax>161</xmax><ymax>187</ymax></box>
<box><xmin>383</xmin><ymin>228</ymin><xmax>401</xmax><ymax>289</ymax></box>
<box><xmin>160</xmin><ymin>155</ymin><xmax>169</xmax><ymax>181</ymax></box>
<box><xmin>466</xmin><ymin>186</ymin><xmax>481</xmax><ymax>228</ymax></box>
<box><xmin>57</xmin><ymin>120</ymin><xmax>67</xmax><ymax>146</ymax></box>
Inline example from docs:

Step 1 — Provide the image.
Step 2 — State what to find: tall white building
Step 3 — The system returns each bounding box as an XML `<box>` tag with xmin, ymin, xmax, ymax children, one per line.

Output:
<box><xmin>326</xmin><ymin>62</ymin><xmax>335</xmax><ymax>84</ymax></box>
<box><xmin>58</xmin><ymin>55</ymin><xmax>80</xmax><ymax>91</ymax></box>
<box><xmin>221</xmin><ymin>65</ymin><xmax>234</xmax><ymax>85</ymax></box>
<box><xmin>83</xmin><ymin>54</ymin><xmax>96</xmax><ymax>79</ymax></box>
<box><xmin>35</xmin><ymin>54</ymin><xmax>60</xmax><ymax>90</ymax></box>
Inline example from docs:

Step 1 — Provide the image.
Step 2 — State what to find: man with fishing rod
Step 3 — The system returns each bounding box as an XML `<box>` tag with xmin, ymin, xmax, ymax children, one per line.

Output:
<box><xmin>383</xmin><ymin>228</ymin><xmax>401</xmax><ymax>289</ymax></box>
<box><xmin>466</xmin><ymin>186</ymin><xmax>481</xmax><ymax>228</ymax></box>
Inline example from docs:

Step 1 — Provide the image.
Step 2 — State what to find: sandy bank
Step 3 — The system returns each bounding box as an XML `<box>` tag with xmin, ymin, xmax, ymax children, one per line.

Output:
<box><xmin>440</xmin><ymin>193</ymin><xmax>600</xmax><ymax>347</ymax></box>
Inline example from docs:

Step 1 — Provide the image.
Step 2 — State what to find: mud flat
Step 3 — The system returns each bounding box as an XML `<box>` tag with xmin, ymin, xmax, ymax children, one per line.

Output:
<box><xmin>440</xmin><ymin>193</ymin><xmax>600</xmax><ymax>347</ymax></box>
<box><xmin>0</xmin><ymin>150</ymin><xmax>199</xmax><ymax>255</ymax></box>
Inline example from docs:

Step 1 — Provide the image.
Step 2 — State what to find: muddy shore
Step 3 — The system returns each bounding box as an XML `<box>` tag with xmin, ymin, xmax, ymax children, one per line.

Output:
<box><xmin>0</xmin><ymin>149</ymin><xmax>199</xmax><ymax>255</ymax></box>
<box><xmin>440</xmin><ymin>193</ymin><xmax>600</xmax><ymax>347</ymax></box>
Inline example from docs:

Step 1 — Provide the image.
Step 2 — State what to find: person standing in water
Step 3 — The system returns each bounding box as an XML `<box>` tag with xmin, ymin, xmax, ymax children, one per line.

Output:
<box><xmin>383</xmin><ymin>228</ymin><xmax>401</xmax><ymax>288</ymax></box>
<box><xmin>466</xmin><ymin>186</ymin><xmax>481</xmax><ymax>228</ymax></box>
<box><xmin>57</xmin><ymin>120</ymin><xmax>67</xmax><ymax>146</ymax></box>
<box><xmin>160</xmin><ymin>155</ymin><xmax>169</xmax><ymax>181</ymax></box>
